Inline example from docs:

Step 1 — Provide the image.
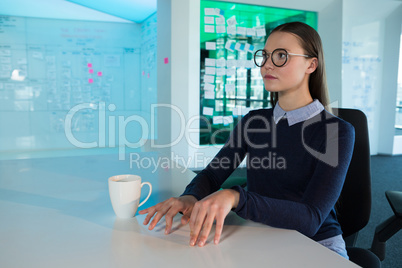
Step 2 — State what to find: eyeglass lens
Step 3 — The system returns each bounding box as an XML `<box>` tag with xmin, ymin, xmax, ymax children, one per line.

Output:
<box><xmin>254</xmin><ymin>49</ymin><xmax>288</xmax><ymax>67</ymax></box>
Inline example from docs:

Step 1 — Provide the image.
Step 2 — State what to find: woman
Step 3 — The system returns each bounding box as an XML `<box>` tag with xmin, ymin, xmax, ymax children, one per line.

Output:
<box><xmin>139</xmin><ymin>22</ymin><xmax>354</xmax><ymax>259</ymax></box>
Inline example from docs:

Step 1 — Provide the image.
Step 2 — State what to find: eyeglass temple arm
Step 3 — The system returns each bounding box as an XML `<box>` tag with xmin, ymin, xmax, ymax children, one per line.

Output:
<box><xmin>287</xmin><ymin>52</ymin><xmax>312</xmax><ymax>58</ymax></box>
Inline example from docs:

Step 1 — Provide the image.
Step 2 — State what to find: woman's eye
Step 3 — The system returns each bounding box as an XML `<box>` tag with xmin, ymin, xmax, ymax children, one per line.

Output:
<box><xmin>278</xmin><ymin>52</ymin><xmax>286</xmax><ymax>59</ymax></box>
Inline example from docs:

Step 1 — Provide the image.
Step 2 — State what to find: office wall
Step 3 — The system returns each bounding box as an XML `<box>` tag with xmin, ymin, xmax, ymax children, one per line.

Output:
<box><xmin>384</xmin><ymin>6</ymin><xmax>402</xmax><ymax>155</ymax></box>
<box><xmin>162</xmin><ymin>0</ymin><xmax>343</xmax><ymax>168</ymax></box>
<box><xmin>0</xmin><ymin>13</ymin><xmax>158</xmax><ymax>155</ymax></box>
<box><xmin>342</xmin><ymin>0</ymin><xmax>402</xmax><ymax>155</ymax></box>
<box><xmin>162</xmin><ymin>0</ymin><xmax>402</xmax><ymax>169</ymax></box>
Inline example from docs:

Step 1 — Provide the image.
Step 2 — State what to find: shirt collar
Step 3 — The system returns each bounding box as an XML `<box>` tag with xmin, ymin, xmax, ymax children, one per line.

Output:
<box><xmin>273</xmin><ymin>99</ymin><xmax>325</xmax><ymax>126</ymax></box>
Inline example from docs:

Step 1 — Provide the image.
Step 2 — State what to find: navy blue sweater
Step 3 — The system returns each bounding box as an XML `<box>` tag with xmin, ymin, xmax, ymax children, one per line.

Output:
<box><xmin>182</xmin><ymin>108</ymin><xmax>355</xmax><ymax>241</ymax></box>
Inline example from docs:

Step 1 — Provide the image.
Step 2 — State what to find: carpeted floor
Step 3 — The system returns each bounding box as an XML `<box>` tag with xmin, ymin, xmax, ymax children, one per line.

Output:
<box><xmin>193</xmin><ymin>154</ymin><xmax>402</xmax><ymax>267</ymax></box>
<box><xmin>356</xmin><ymin>155</ymin><xmax>402</xmax><ymax>268</ymax></box>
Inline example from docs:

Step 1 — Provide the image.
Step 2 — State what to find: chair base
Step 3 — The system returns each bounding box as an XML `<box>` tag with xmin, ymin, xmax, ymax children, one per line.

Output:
<box><xmin>371</xmin><ymin>215</ymin><xmax>402</xmax><ymax>261</ymax></box>
<box><xmin>347</xmin><ymin>247</ymin><xmax>381</xmax><ymax>268</ymax></box>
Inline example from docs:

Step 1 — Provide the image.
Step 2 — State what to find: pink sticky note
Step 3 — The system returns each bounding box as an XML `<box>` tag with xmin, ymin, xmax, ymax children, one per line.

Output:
<box><xmin>164</xmin><ymin>57</ymin><xmax>169</xmax><ymax>64</ymax></box>
<box><xmin>89</xmin><ymin>69</ymin><xmax>94</xmax><ymax>74</ymax></box>
<box><xmin>97</xmin><ymin>71</ymin><xmax>102</xmax><ymax>76</ymax></box>
<box><xmin>147</xmin><ymin>73</ymin><xmax>150</xmax><ymax>78</ymax></box>
<box><xmin>87</xmin><ymin>63</ymin><xmax>92</xmax><ymax>68</ymax></box>
<box><xmin>142</xmin><ymin>71</ymin><xmax>145</xmax><ymax>76</ymax></box>
<box><xmin>88</xmin><ymin>78</ymin><xmax>93</xmax><ymax>83</ymax></box>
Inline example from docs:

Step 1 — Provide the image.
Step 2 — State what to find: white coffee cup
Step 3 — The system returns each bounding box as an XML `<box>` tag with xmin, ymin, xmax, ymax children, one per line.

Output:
<box><xmin>108</xmin><ymin>174</ymin><xmax>152</xmax><ymax>218</ymax></box>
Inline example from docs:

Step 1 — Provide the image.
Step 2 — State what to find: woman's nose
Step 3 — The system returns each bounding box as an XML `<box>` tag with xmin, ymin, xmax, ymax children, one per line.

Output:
<box><xmin>262</xmin><ymin>57</ymin><xmax>274</xmax><ymax>69</ymax></box>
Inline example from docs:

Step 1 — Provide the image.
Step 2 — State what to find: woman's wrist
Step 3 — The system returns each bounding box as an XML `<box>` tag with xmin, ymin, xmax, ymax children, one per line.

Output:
<box><xmin>224</xmin><ymin>189</ymin><xmax>240</xmax><ymax>209</ymax></box>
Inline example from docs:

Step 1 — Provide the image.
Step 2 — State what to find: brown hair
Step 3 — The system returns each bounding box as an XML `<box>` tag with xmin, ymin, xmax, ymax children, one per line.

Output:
<box><xmin>269</xmin><ymin>22</ymin><xmax>331</xmax><ymax>112</ymax></box>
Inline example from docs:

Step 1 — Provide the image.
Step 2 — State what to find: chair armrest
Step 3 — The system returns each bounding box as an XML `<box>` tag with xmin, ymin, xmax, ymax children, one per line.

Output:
<box><xmin>386</xmin><ymin>190</ymin><xmax>402</xmax><ymax>218</ymax></box>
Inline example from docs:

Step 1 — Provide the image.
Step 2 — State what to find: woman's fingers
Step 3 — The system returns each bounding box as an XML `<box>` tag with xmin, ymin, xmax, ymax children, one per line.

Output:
<box><xmin>148</xmin><ymin>203</ymin><xmax>172</xmax><ymax>230</ymax></box>
<box><xmin>140</xmin><ymin>197</ymin><xmax>195</xmax><ymax>232</ymax></box>
<box><xmin>189</xmin><ymin>204</ymin><xmax>203</xmax><ymax>246</ymax></box>
<box><xmin>187</xmin><ymin>190</ymin><xmax>236</xmax><ymax>246</ymax></box>
<box><xmin>164</xmin><ymin>208</ymin><xmax>182</xmax><ymax>234</ymax></box>
<box><xmin>197</xmin><ymin>212</ymin><xmax>216</xmax><ymax>247</ymax></box>
<box><xmin>139</xmin><ymin>193</ymin><xmax>232</xmax><ymax>247</ymax></box>
<box><xmin>141</xmin><ymin>207</ymin><xmax>157</xmax><ymax>225</ymax></box>
<box><xmin>181</xmin><ymin>214</ymin><xmax>190</xmax><ymax>225</ymax></box>
<box><xmin>213</xmin><ymin>213</ymin><xmax>225</xmax><ymax>245</ymax></box>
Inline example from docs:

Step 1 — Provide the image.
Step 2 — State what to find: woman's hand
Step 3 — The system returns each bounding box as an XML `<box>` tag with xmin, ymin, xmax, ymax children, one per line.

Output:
<box><xmin>138</xmin><ymin>195</ymin><xmax>197</xmax><ymax>235</ymax></box>
<box><xmin>189</xmin><ymin>189</ymin><xmax>239</xmax><ymax>247</ymax></box>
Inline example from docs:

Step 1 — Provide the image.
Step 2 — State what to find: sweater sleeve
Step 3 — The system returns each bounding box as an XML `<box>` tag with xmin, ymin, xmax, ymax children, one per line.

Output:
<box><xmin>181</xmin><ymin>113</ymin><xmax>250</xmax><ymax>200</ymax></box>
<box><xmin>232</xmin><ymin>120</ymin><xmax>355</xmax><ymax>238</ymax></box>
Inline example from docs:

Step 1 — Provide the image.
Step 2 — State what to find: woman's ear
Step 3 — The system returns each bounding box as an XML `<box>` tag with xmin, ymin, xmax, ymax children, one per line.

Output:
<box><xmin>306</xmin><ymin>58</ymin><xmax>318</xmax><ymax>74</ymax></box>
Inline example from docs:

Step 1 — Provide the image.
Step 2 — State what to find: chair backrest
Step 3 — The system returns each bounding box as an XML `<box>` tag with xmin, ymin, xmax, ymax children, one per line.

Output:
<box><xmin>333</xmin><ymin>108</ymin><xmax>372</xmax><ymax>238</ymax></box>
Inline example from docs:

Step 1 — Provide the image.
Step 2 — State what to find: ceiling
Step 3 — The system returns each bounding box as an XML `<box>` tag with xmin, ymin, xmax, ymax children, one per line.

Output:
<box><xmin>0</xmin><ymin>0</ymin><xmax>157</xmax><ymax>23</ymax></box>
<box><xmin>66</xmin><ymin>0</ymin><xmax>157</xmax><ymax>23</ymax></box>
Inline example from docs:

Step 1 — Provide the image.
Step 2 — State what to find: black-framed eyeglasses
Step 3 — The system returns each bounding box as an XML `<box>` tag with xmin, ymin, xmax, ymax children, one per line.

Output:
<box><xmin>253</xmin><ymin>48</ymin><xmax>313</xmax><ymax>67</ymax></box>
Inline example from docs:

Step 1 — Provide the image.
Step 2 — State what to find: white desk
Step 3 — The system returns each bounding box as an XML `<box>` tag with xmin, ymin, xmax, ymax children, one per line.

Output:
<box><xmin>0</xmin><ymin>152</ymin><xmax>359</xmax><ymax>267</ymax></box>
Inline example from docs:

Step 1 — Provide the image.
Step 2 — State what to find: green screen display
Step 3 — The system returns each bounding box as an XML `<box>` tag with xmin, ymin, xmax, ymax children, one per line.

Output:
<box><xmin>199</xmin><ymin>0</ymin><xmax>317</xmax><ymax>145</ymax></box>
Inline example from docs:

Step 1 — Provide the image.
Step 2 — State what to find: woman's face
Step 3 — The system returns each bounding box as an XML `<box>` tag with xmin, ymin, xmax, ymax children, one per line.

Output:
<box><xmin>260</xmin><ymin>31</ymin><xmax>314</xmax><ymax>95</ymax></box>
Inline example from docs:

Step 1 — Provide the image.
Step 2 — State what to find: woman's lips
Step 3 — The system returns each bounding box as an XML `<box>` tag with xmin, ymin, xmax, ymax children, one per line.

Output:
<box><xmin>264</xmin><ymin>74</ymin><xmax>277</xmax><ymax>80</ymax></box>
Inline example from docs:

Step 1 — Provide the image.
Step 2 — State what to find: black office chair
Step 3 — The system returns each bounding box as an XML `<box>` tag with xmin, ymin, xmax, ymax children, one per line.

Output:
<box><xmin>371</xmin><ymin>190</ymin><xmax>402</xmax><ymax>260</ymax></box>
<box><xmin>333</xmin><ymin>108</ymin><xmax>381</xmax><ymax>268</ymax></box>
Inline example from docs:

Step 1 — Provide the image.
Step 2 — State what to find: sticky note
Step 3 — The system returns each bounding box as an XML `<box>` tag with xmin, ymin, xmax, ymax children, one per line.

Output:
<box><xmin>205</xmin><ymin>25</ymin><xmax>215</xmax><ymax>33</ymax></box>
<box><xmin>230</xmin><ymin>43</ymin><xmax>236</xmax><ymax>51</ymax></box>
<box><xmin>216</xmin><ymin>58</ymin><xmax>226</xmax><ymax>68</ymax></box>
<box><xmin>205</xmin><ymin>67</ymin><xmax>216</xmax><ymax>75</ymax></box>
<box><xmin>148</xmin><ymin>73</ymin><xmax>150</xmax><ymax>78</ymax></box>
<box><xmin>225</xmin><ymin>41</ymin><xmax>235</xmax><ymax>52</ymax></box>
<box><xmin>216</xmin><ymin>68</ymin><xmax>226</xmax><ymax>76</ymax></box>
<box><xmin>226</xmin><ymin>68</ymin><xmax>236</xmax><ymax>76</ymax></box>
<box><xmin>216</xmin><ymin>25</ymin><xmax>226</xmax><ymax>34</ymax></box>
<box><xmin>204</xmin><ymin>91</ymin><xmax>215</xmax><ymax>99</ymax></box>
<box><xmin>238</xmin><ymin>60</ymin><xmax>246</xmax><ymax>68</ymax></box>
<box><xmin>142</xmin><ymin>71</ymin><xmax>145</xmax><ymax>76</ymax></box>
<box><xmin>223</xmin><ymin>116</ymin><xmax>234</xmax><ymax>124</ymax></box>
<box><xmin>227</xmin><ymin>16</ymin><xmax>237</xmax><ymax>26</ymax></box>
<box><xmin>227</xmin><ymin>26</ymin><xmax>236</xmax><ymax>35</ymax></box>
<box><xmin>242</xmin><ymin>108</ymin><xmax>252</xmax><ymax>116</ymax></box>
<box><xmin>256</xmin><ymin>27</ymin><xmax>266</xmax><ymax>37</ymax></box>
<box><xmin>215</xmin><ymin>8</ymin><xmax>224</xmax><ymax>16</ymax></box>
<box><xmin>237</xmin><ymin>27</ymin><xmax>246</xmax><ymax>36</ymax></box>
<box><xmin>245</xmin><ymin>43</ymin><xmax>255</xmax><ymax>52</ymax></box>
<box><xmin>235</xmin><ymin>43</ymin><xmax>242</xmax><ymax>51</ymax></box>
<box><xmin>225</xmin><ymin>84</ymin><xmax>235</xmax><ymax>92</ymax></box>
<box><xmin>89</xmin><ymin>69</ymin><xmax>94</xmax><ymax>74</ymax></box>
<box><xmin>213</xmin><ymin>116</ymin><xmax>224</xmax><ymax>124</ymax></box>
<box><xmin>205</xmin><ymin>58</ymin><xmax>216</xmax><ymax>67</ymax></box>
<box><xmin>204</xmin><ymin>75</ymin><xmax>215</xmax><ymax>83</ymax></box>
<box><xmin>97</xmin><ymin>71</ymin><xmax>102</xmax><ymax>76</ymax></box>
<box><xmin>88</xmin><ymin>78</ymin><xmax>93</xmax><ymax>83</ymax></box>
<box><xmin>226</xmin><ymin>59</ymin><xmax>237</xmax><ymax>68</ymax></box>
<box><xmin>204</xmin><ymin>16</ymin><xmax>214</xmax><ymax>24</ymax></box>
<box><xmin>204</xmin><ymin>8</ymin><xmax>215</xmax><ymax>15</ymax></box>
<box><xmin>164</xmin><ymin>57</ymin><xmax>169</xmax><ymax>64</ymax></box>
<box><xmin>203</xmin><ymin>107</ymin><xmax>214</xmax><ymax>116</ymax></box>
<box><xmin>247</xmin><ymin>28</ymin><xmax>256</xmax><ymax>36</ymax></box>
<box><xmin>233</xmin><ymin>107</ymin><xmax>241</xmax><ymax>117</ymax></box>
<box><xmin>246</xmin><ymin>60</ymin><xmax>255</xmax><ymax>69</ymax></box>
<box><xmin>215</xmin><ymin>17</ymin><xmax>225</xmax><ymax>25</ymax></box>
<box><xmin>87</xmin><ymin>63</ymin><xmax>92</xmax><ymax>68</ymax></box>
<box><xmin>204</xmin><ymin>83</ymin><xmax>215</xmax><ymax>91</ymax></box>
<box><xmin>206</xmin><ymin>42</ymin><xmax>216</xmax><ymax>50</ymax></box>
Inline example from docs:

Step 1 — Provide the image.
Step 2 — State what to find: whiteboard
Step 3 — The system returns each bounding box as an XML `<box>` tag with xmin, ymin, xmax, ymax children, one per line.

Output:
<box><xmin>0</xmin><ymin>14</ymin><xmax>157</xmax><ymax>152</ymax></box>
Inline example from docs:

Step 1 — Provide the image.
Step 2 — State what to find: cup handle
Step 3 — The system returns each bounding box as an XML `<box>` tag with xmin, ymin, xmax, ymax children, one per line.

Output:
<box><xmin>139</xmin><ymin>182</ymin><xmax>152</xmax><ymax>207</ymax></box>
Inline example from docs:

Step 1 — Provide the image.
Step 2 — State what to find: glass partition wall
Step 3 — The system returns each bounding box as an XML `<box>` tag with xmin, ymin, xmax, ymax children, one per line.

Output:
<box><xmin>199</xmin><ymin>0</ymin><xmax>317</xmax><ymax>145</ymax></box>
